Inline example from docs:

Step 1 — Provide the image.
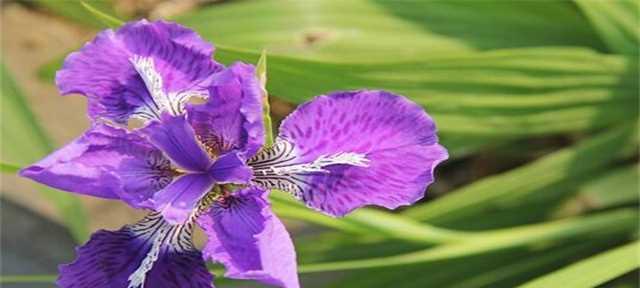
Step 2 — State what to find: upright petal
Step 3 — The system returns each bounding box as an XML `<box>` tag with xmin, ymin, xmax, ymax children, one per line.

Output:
<box><xmin>19</xmin><ymin>123</ymin><xmax>176</xmax><ymax>207</ymax></box>
<box><xmin>208</xmin><ymin>152</ymin><xmax>253</xmax><ymax>184</ymax></box>
<box><xmin>141</xmin><ymin>113</ymin><xmax>212</xmax><ymax>172</ymax></box>
<box><xmin>187</xmin><ymin>62</ymin><xmax>264</xmax><ymax>158</ymax></box>
<box><xmin>250</xmin><ymin>90</ymin><xmax>448</xmax><ymax>216</ymax></box>
<box><xmin>153</xmin><ymin>173</ymin><xmax>215</xmax><ymax>225</ymax></box>
<box><xmin>198</xmin><ymin>187</ymin><xmax>299</xmax><ymax>288</ymax></box>
<box><xmin>56</xmin><ymin>20</ymin><xmax>222</xmax><ymax>124</ymax></box>
<box><xmin>58</xmin><ymin>213</ymin><xmax>213</xmax><ymax>288</ymax></box>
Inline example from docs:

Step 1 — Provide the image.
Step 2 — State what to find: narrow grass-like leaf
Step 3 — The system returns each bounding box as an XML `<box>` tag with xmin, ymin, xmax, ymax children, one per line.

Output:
<box><xmin>0</xmin><ymin>162</ymin><xmax>21</xmax><ymax>174</ymax></box>
<box><xmin>256</xmin><ymin>50</ymin><xmax>274</xmax><ymax>146</ymax></box>
<box><xmin>271</xmin><ymin>192</ymin><xmax>466</xmax><ymax>244</ymax></box>
<box><xmin>335</xmin><ymin>238</ymin><xmax>614</xmax><ymax>288</ymax></box>
<box><xmin>214</xmin><ymin>47</ymin><xmax>638</xmax><ymax>138</ymax></box>
<box><xmin>518</xmin><ymin>241</ymin><xmax>640</xmax><ymax>288</ymax></box>
<box><xmin>298</xmin><ymin>209</ymin><xmax>637</xmax><ymax>273</ymax></box>
<box><xmin>1</xmin><ymin>63</ymin><xmax>89</xmax><ymax>242</ymax></box>
<box><xmin>32</xmin><ymin>0</ymin><xmax>121</xmax><ymax>28</ymax></box>
<box><xmin>554</xmin><ymin>164</ymin><xmax>639</xmax><ymax>217</ymax></box>
<box><xmin>404</xmin><ymin>124</ymin><xmax>637</xmax><ymax>224</ymax></box>
<box><xmin>80</xmin><ymin>1</ymin><xmax>124</xmax><ymax>28</ymax></box>
<box><xmin>574</xmin><ymin>0</ymin><xmax>639</xmax><ymax>55</ymax></box>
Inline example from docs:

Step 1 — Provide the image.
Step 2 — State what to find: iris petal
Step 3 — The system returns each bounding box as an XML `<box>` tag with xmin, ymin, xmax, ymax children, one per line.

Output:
<box><xmin>250</xmin><ymin>90</ymin><xmax>448</xmax><ymax>216</ymax></box>
<box><xmin>197</xmin><ymin>187</ymin><xmax>299</xmax><ymax>288</ymax></box>
<box><xmin>187</xmin><ymin>62</ymin><xmax>264</xmax><ymax>158</ymax></box>
<box><xmin>208</xmin><ymin>152</ymin><xmax>253</xmax><ymax>184</ymax></box>
<box><xmin>141</xmin><ymin>113</ymin><xmax>212</xmax><ymax>172</ymax></box>
<box><xmin>153</xmin><ymin>173</ymin><xmax>215</xmax><ymax>225</ymax></box>
<box><xmin>19</xmin><ymin>123</ymin><xmax>174</xmax><ymax>207</ymax></box>
<box><xmin>56</xmin><ymin>20</ymin><xmax>222</xmax><ymax>124</ymax></box>
<box><xmin>57</xmin><ymin>212</ymin><xmax>213</xmax><ymax>288</ymax></box>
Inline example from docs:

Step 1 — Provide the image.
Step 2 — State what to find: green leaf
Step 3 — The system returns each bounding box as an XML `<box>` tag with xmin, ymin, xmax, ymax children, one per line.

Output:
<box><xmin>270</xmin><ymin>192</ymin><xmax>466</xmax><ymax>244</ymax></box>
<box><xmin>1</xmin><ymin>63</ymin><xmax>89</xmax><ymax>242</ymax></box>
<box><xmin>33</xmin><ymin>0</ymin><xmax>122</xmax><ymax>28</ymax></box>
<box><xmin>575</xmin><ymin>0</ymin><xmax>639</xmax><ymax>55</ymax></box>
<box><xmin>518</xmin><ymin>241</ymin><xmax>640</xmax><ymax>288</ymax></box>
<box><xmin>298</xmin><ymin>209</ymin><xmax>637</xmax><ymax>273</ymax></box>
<box><xmin>256</xmin><ymin>50</ymin><xmax>274</xmax><ymax>146</ymax></box>
<box><xmin>579</xmin><ymin>164</ymin><xmax>639</xmax><ymax>208</ymax></box>
<box><xmin>0</xmin><ymin>162</ymin><xmax>20</xmax><ymax>173</ymax></box>
<box><xmin>554</xmin><ymin>164</ymin><xmax>639</xmax><ymax>217</ymax></box>
<box><xmin>80</xmin><ymin>1</ymin><xmax>124</xmax><ymax>28</ymax></box>
<box><xmin>214</xmin><ymin>47</ymin><xmax>638</xmax><ymax>138</ymax></box>
<box><xmin>404</xmin><ymin>124</ymin><xmax>637</xmax><ymax>224</ymax></box>
<box><xmin>175</xmin><ymin>0</ymin><xmax>605</xmax><ymax>62</ymax></box>
<box><xmin>0</xmin><ymin>275</ymin><xmax>56</xmax><ymax>284</ymax></box>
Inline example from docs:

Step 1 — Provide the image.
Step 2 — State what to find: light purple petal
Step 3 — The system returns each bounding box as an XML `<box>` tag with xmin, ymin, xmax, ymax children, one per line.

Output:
<box><xmin>141</xmin><ymin>113</ymin><xmax>212</xmax><ymax>172</ymax></box>
<box><xmin>251</xmin><ymin>90</ymin><xmax>448</xmax><ymax>216</ymax></box>
<box><xmin>58</xmin><ymin>213</ymin><xmax>213</xmax><ymax>288</ymax></box>
<box><xmin>153</xmin><ymin>173</ymin><xmax>215</xmax><ymax>224</ymax></box>
<box><xmin>208</xmin><ymin>152</ymin><xmax>253</xmax><ymax>184</ymax></box>
<box><xmin>19</xmin><ymin>123</ymin><xmax>175</xmax><ymax>207</ymax></box>
<box><xmin>56</xmin><ymin>20</ymin><xmax>222</xmax><ymax>124</ymax></box>
<box><xmin>187</xmin><ymin>62</ymin><xmax>264</xmax><ymax>158</ymax></box>
<box><xmin>197</xmin><ymin>187</ymin><xmax>299</xmax><ymax>288</ymax></box>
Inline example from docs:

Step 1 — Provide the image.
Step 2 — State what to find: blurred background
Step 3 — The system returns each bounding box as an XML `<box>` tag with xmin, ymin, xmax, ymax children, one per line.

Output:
<box><xmin>1</xmin><ymin>0</ymin><xmax>638</xmax><ymax>287</ymax></box>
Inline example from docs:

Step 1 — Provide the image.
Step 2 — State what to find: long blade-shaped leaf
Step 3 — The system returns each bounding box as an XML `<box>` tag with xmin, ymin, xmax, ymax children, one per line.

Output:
<box><xmin>575</xmin><ymin>0</ymin><xmax>639</xmax><ymax>55</ymax></box>
<box><xmin>298</xmin><ymin>209</ymin><xmax>637</xmax><ymax>273</ymax></box>
<box><xmin>176</xmin><ymin>0</ymin><xmax>604</xmax><ymax>62</ymax></box>
<box><xmin>404</xmin><ymin>124</ymin><xmax>637</xmax><ymax>224</ymax></box>
<box><xmin>518</xmin><ymin>241</ymin><xmax>640</xmax><ymax>288</ymax></box>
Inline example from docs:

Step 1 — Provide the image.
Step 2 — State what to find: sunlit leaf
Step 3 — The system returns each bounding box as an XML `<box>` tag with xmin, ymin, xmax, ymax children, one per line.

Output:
<box><xmin>176</xmin><ymin>0</ymin><xmax>605</xmax><ymax>62</ymax></box>
<box><xmin>404</xmin><ymin>125</ymin><xmax>637</xmax><ymax>225</ymax></box>
<box><xmin>256</xmin><ymin>50</ymin><xmax>275</xmax><ymax>146</ymax></box>
<box><xmin>575</xmin><ymin>0</ymin><xmax>639</xmax><ymax>55</ymax></box>
<box><xmin>519</xmin><ymin>241</ymin><xmax>640</xmax><ymax>288</ymax></box>
<box><xmin>298</xmin><ymin>209</ymin><xmax>637</xmax><ymax>273</ymax></box>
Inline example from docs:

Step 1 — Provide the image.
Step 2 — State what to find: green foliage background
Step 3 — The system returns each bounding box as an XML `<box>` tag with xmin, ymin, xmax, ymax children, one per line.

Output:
<box><xmin>1</xmin><ymin>0</ymin><xmax>638</xmax><ymax>287</ymax></box>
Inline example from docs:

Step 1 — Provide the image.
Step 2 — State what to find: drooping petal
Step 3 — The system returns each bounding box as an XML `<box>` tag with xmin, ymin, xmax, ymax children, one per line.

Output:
<box><xmin>208</xmin><ymin>152</ymin><xmax>253</xmax><ymax>184</ymax></box>
<box><xmin>153</xmin><ymin>173</ymin><xmax>215</xmax><ymax>224</ymax></box>
<box><xmin>250</xmin><ymin>90</ymin><xmax>448</xmax><ymax>216</ymax></box>
<box><xmin>58</xmin><ymin>213</ymin><xmax>213</xmax><ymax>288</ymax></box>
<box><xmin>197</xmin><ymin>187</ymin><xmax>299</xmax><ymax>288</ymax></box>
<box><xmin>187</xmin><ymin>62</ymin><xmax>264</xmax><ymax>158</ymax></box>
<box><xmin>56</xmin><ymin>20</ymin><xmax>222</xmax><ymax>124</ymax></box>
<box><xmin>19</xmin><ymin>123</ymin><xmax>175</xmax><ymax>207</ymax></box>
<box><xmin>141</xmin><ymin>113</ymin><xmax>212</xmax><ymax>172</ymax></box>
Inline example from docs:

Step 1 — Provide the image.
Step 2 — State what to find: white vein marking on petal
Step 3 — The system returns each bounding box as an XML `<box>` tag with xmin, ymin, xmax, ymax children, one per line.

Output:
<box><xmin>129</xmin><ymin>56</ymin><xmax>210</xmax><ymax>120</ymax></box>
<box><xmin>126</xmin><ymin>212</ymin><xmax>195</xmax><ymax>288</ymax></box>
<box><xmin>130</xmin><ymin>56</ymin><xmax>171</xmax><ymax>116</ymax></box>
<box><xmin>169</xmin><ymin>90</ymin><xmax>209</xmax><ymax>116</ymax></box>
<box><xmin>270</xmin><ymin>152</ymin><xmax>369</xmax><ymax>175</ymax></box>
<box><xmin>249</xmin><ymin>138</ymin><xmax>369</xmax><ymax>198</ymax></box>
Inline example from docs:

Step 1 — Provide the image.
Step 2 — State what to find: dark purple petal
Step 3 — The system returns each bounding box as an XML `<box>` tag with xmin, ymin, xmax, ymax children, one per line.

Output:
<box><xmin>153</xmin><ymin>173</ymin><xmax>215</xmax><ymax>224</ymax></box>
<box><xmin>58</xmin><ymin>213</ymin><xmax>213</xmax><ymax>288</ymax></box>
<box><xmin>19</xmin><ymin>124</ymin><xmax>175</xmax><ymax>207</ymax></box>
<box><xmin>141</xmin><ymin>113</ymin><xmax>212</xmax><ymax>172</ymax></box>
<box><xmin>197</xmin><ymin>187</ymin><xmax>299</xmax><ymax>288</ymax></box>
<box><xmin>187</xmin><ymin>62</ymin><xmax>264</xmax><ymax>158</ymax></box>
<box><xmin>56</xmin><ymin>20</ymin><xmax>222</xmax><ymax>124</ymax></box>
<box><xmin>251</xmin><ymin>90</ymin><xmax>448</xmax><ymax>216</ymax></box>
<box><xmin>208</xmin><ymin>152</ymin><xmax>253</xmax><ymax>184</ymax></box>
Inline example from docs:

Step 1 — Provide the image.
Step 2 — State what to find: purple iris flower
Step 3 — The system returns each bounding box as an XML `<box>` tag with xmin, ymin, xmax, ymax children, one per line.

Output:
<box><xmin>19</xmin><ymin>20</ymin><xmax>448</xmax><ymax>288</ymax></box>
